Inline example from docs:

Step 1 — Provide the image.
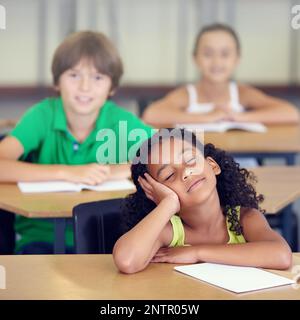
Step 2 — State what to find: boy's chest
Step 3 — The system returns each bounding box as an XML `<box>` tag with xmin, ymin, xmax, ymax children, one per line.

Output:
<box><xmin>34</xmin><ymin>133</ymin><xmax>121</xmax><ymax>165</ymax></box>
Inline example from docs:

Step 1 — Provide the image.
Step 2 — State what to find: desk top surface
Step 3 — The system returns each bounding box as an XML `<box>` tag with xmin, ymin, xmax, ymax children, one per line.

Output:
<box><xmin>0</xmin><ymin>254</ymin><xmax>299</xmax><ymax>300</ymax></box>
<box><xmin>0</xmin><ymin>185</ymin><xmax>132</xmax><ymax>217</ymax></box>
<box><xmin>0</xmin><ymin>166</ymin><xmax>299</xmax><ymax>217</ymax></box>
<box><xmin>201</xmin><ymin>124</ymin><xmax>300</xmax><ymax>153</ymax></box>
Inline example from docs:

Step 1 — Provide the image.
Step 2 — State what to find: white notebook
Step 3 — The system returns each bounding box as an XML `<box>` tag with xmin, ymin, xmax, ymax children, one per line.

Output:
<box><xmin>18</xmin><ymin>179</ymin><xmax>135</xmax><ymax>193</ymax></box>
<box><xmin>174</xmin><ymin>263</ymin><xmax>294</xmax><ymax>294</ymax></box>
<box><xmin>176</xmin><ymin>121</ymin><xmax>267</xmax><ymax>133</ymax></box>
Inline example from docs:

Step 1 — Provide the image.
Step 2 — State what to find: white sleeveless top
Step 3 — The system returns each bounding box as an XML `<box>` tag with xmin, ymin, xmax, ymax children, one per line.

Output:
<box><xmin>186</xmin><ymin>82</ymin><xmax>244</xmax><ymax>113</ymax></box>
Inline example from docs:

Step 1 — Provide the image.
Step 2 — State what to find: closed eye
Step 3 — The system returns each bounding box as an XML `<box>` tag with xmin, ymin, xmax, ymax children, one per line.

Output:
<box><xmin>164</xmin><ymin>173</ymin><xmax>174</xmax><ymax>181</ymax></box>
<box><xmin>186</xmin><ymin>157</ymin><xmax>196</xmax><ymax>164</ymax></box>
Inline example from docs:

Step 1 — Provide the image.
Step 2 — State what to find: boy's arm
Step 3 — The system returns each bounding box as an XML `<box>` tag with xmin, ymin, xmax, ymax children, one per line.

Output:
<box><xmin>234</xmin><ymin>85</ymin><xmax>300</xmax><ymax>124</ymax></box>
<box><xmin>109</xmin><ymin>163</ymin><xmax>131</xmax><ymax>179</ymax></box>
<box><xmin>0</xmin><ymin>136</ymin><xmax>66</xmax><ymax>182</ymax></box>
<box><xmin>152</xmin><ymin>209</ymin><xmax>292</xmax><ymax>270</ymax></box>
<box><xmin>113</xmin><ymin>197</ymin><xmax>176</xmax><ymax>274</ymax></box>
<box><xmin>0</xmin><ymin>136</ymin><xmax>110</xmax><ymax>184</ymax></box>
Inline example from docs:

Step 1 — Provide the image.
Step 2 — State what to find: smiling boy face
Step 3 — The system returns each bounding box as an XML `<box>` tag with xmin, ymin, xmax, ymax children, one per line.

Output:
<box><xmin>57</xmin><ymin>58</ymin><xmax>112</xmax><ymax>118</ymax></box>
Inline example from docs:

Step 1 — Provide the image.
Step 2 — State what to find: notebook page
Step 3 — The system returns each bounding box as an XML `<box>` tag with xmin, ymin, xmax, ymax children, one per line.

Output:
<box><xmin>18</xmin><ymin>181</ymin><xmax>80</xmax><ymax>193</ymax></box>
<box><xmin>176</xmin><ymin>123</ymin><xmax>226</xmax><ymax>132</ymax></box>
<box><xmin>176</xmin><ymin>122</ymin><xmax>267</xmax><ymax>133</ymax></box>
<box><xmin>225</xmin><ymin>122</ymin><xmax>267</xmax><ymax>133</ymax></box>
<box><xmin>81</xmin><ymin>179</ymin><xmax>135</xmax><ymax>192</ymax></box>
<box><xmin>174</xmin><ymin>263</ymin><xmax>294</xmax><ymax>293</ymax></box>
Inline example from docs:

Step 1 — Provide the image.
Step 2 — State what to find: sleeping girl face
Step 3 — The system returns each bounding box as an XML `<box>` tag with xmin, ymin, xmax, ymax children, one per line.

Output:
<box><xmin>146</xmin><ymin>137</ymin><xmax>221</xmax><ymax>209</ymax></box>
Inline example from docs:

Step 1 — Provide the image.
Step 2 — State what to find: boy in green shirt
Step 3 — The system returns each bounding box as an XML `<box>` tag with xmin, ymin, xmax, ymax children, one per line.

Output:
<box><xmin>0</xmin><ymin>31</ymin><xmax>154</xmax><ymax>254</ymax></box>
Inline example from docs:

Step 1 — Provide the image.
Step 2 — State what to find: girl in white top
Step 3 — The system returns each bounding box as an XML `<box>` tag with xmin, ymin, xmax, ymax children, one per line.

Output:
<box><xmin>143</xmin><ymin>23</ymin><xmax>299</xmax><ymax>127</ymax></box>
<box><xmin>186</xmin><ymin>81</ymin><xmax>244</xmax><ymax>114</ymax></box>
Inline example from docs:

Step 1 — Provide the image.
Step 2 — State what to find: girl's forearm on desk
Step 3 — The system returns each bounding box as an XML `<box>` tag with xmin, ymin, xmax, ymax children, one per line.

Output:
<box><xmin>196</xmin><ymin>241</ymin><xmax>292</xmax><ymax>269</ymax></box>
<box><xmin>113</xmin><ymin>198</ymin><xmax>175</xmax><ymax>273</ymax></box>
<box><xmin>235</xmin><ymin>106</ymin><xmax>300</xmax><ymax>124</ymax></box>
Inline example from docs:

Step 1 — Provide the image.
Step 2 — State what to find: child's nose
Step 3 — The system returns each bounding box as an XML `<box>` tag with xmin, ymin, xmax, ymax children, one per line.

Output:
<box><xmin>79</xmin><ymin>77</ymin><xmax>91</xmax><ymax>91</ymax></box>
<box><xmin>182</xmin><ymin>168</ymin><xmax>193</xmax><ymax>180</ymax></box>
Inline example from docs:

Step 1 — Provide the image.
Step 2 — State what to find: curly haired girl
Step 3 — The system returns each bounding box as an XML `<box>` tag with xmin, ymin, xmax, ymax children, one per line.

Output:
<box><xmin>113</xmin><ymin>128</ymin><xmax>292</xmax><ymax>274</ymax></box>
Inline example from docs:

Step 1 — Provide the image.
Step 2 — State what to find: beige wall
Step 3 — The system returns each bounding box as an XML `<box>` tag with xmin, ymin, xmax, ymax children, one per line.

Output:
<box><xmin>0</xmin><ymin>0</ymin><xmax>298</xmax><ymax>86</ymax></box>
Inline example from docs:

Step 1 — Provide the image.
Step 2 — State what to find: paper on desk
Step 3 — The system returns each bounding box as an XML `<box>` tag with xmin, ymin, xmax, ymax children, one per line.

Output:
<box><xmin>80</xmin><ymin>179</ymin><xmax>135</xmax><ymax>192</ymax></box>
<box><xmin>174</xmin><ymin>263</ymin><xmax>295</xmax><ymax>293</ymax></box>
<box><xmin>176</xmin><ymin>121</ymin><xmax>267</xmax><ymax>133</ymax></box>
<box><xmin>18</xmin><ymin>179</ymin><xmax>135</xmax><ymax>193</ymax></box>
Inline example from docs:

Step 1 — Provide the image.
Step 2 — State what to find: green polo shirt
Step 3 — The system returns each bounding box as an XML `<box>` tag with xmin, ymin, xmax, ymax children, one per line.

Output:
<box><xmin>10</xmin><ymin>96</ymin><xmax>154</xmax><ymax>252</ymax></box>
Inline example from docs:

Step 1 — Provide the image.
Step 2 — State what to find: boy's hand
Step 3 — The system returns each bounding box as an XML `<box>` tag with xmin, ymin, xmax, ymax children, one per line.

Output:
<box><xmin>138</xmin><ymin>173</ymin><xmax>180</xmax><ymax>213</ymax></box>
<box><xmin>63</xmin><ymin>163</ymin><xmax>111</xmax><ymax>185</ymax></box>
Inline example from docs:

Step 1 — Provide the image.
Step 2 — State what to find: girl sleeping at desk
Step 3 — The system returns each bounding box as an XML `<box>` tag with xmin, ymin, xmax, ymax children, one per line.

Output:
<box><xmin>113</xmin><ymin>128</ymin><xmax>292</xmax><ymax>274</ymax></box>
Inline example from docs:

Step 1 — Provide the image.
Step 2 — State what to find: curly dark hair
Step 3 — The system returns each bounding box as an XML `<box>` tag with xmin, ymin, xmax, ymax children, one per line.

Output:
<box><xmin>122</xmin><ymin>128</ymin><xmax>264</xmax><ymax>237</ymax></box>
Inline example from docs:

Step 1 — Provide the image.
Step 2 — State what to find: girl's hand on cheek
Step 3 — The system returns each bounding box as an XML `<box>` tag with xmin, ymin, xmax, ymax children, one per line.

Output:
<box><xmin>151</xmin><ymin>246</ymin><xmax>199</xmax><ymax>264</ymax></box>
<box><xmin>138</xmin><ymin>173</ymin><xmax>180</xmax><ymax>213</ymax></box>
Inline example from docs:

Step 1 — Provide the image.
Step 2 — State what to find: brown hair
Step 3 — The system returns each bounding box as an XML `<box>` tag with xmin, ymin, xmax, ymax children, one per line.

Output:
<box><xmin>193</xmin><ymin>23</ymin><xmax>241</xmax><ymax>56</ymax></box>
<box><xmin>51</xmin><ymin>31</ymin><xmax>123</xmax><ymax>91</ymax></box>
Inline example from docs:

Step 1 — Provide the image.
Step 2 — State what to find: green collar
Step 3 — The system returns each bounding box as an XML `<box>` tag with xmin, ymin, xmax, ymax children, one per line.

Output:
<box><xmin>52</xmin><ymin>97</ymin><xmax>110</xmax><ymax>145</ymax></box>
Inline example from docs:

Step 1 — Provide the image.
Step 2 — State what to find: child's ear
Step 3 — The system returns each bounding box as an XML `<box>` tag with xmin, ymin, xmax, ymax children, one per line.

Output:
<box><xmin>53</xmin><ymin>84</ymin><xmax>60</xmax><ymax>92</ymax></box>
<box><xmin>206</xmin><ymin>157</ymin><xmax>221</xmax><ymax>175</ymax></box>
<box><xmin>108</xmin><ymin>88</ymin><xmax>116</xmax><ymax>97</ymax></box>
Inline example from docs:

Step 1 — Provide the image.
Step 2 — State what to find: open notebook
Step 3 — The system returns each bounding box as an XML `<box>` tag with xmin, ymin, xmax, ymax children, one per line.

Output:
<box><xmin>176</xmin><ymin>121</ymin><xmax>267</xmax><ymax>133</ymax></box>
<box><xmin>18</xmin><ymin>179</ymin><xmax>135</xmax><ymax>193</ymax></box>
<box><xmin>174</xmin><ymin>263</ymin><xmax>294</xmax><ymax>294</ymax></box>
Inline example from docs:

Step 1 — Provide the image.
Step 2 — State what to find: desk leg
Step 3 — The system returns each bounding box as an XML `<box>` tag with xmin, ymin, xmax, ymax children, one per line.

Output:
<box><xmin>54</xmin><ymin>218</ymin><xmax>66</xmax><ymax>254</ymax></box>
<box><xmin>281</xmin><ymin>205</ymin><xmax>296</xmax><ymax>250</ymax></box>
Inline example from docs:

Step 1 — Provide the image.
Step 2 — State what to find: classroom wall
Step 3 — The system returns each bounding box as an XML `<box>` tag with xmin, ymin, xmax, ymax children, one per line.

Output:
<box><xmin>0</xmin><ymin>0</ymin><xmax>299</xmax><ymax>86</ymax></box>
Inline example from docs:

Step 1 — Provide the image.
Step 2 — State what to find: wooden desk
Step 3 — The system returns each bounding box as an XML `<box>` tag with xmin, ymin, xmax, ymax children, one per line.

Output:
<box><xmin>0</xmin><ymin>185</ymin><xmax>134</xmax><ymax>253</ymax></box>
<box><xmin>253</xmin><ymin>166</ymin><xmax>300</xmax><ymax>248</ymax></box>
<box><xmin>0</xmin><ymin>166</ymin><xmax>298</xmax><ymax>218</ymax></box>
<box><xmin>203</xmin><ymin>124</ymin><xmax>300</xmax><ymax>165</ymax></box>
<box><xmin>253</xmin><ymin>166</ymin><xmax>300</xmax><ymax>214</ymax></box>
<box><xmin>0</xmin><ymin>254</ymin><xmax>299</xmax><ymax>300</ymax></box>
<box><xmin>0</xmin><ymin>184</ymin><xmax>133</xmax><ymax>218</ymax></box>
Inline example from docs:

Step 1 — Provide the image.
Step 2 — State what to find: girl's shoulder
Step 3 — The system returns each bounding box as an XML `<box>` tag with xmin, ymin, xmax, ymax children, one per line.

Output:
<box><xmin>166</xmin><ymin>85</ymin><xmax>189</xmax><ymax>100</ymax></box>
<box><xmin>237</xmin><ymin>83</ymin><xmax>265</xmax><ymax>104</ymax></box>
<box><xmin>239</xmin><ymin>207</ymin><xmax>263</xmax><ymax>224</ymax></box>
<box><xmin>160</xmin><ymin>85</ymin><xmax>190</xmax><ymax>110</ymax></box>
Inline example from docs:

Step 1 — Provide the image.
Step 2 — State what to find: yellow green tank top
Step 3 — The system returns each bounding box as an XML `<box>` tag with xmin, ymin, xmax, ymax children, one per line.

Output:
<box><xmin>169</xmin><ymin>206</ymin><xmax>246</xmax><ymax>247</ymax></box>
